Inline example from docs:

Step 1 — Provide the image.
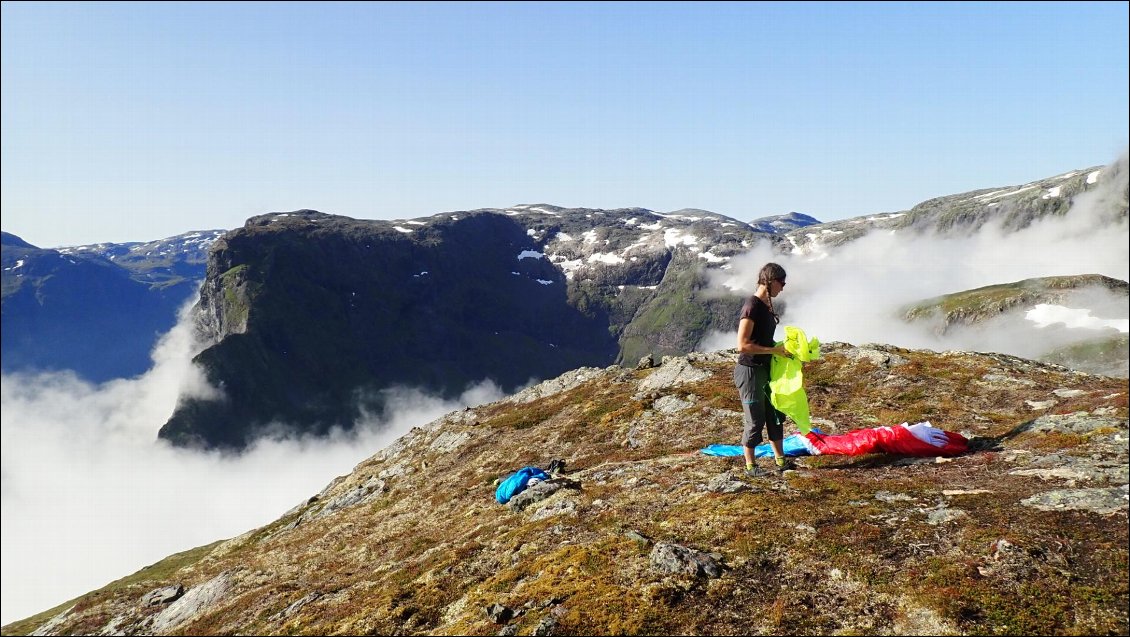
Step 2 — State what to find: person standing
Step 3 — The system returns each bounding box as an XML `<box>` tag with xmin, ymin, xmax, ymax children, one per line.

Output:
<box><xmin>734</xmin><ymin>262</ymin><xmax>795</xmax><ymax>476</ymax></box>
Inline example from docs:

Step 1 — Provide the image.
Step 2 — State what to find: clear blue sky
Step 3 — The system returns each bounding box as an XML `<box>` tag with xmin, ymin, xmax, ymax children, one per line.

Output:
<box><xmin>2</xmin><ymin>1</ymin><xmax>1127</xmax><ymax>247</ymax></box>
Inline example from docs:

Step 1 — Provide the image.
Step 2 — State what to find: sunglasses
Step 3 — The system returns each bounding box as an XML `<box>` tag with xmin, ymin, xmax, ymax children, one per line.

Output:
<box><xmin>776</xmin><ymin>279</ymin><xmax>786</xmax><ymax>287</ymax></box>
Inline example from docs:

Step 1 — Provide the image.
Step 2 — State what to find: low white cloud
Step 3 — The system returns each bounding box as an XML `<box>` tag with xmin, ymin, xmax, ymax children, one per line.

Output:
<box><xmin>696</xmin><ymin>329</ymin><xmax>736</xmax><ymax>353</ymax></box>
<box><xmin>702</xmin><ymin>152</ymin><xmax>1129</xmax><ymax>362</ymax></box>
<box><xmin>0</xmin><ymin>302</ymin><xmax>504</xmax><ymax>625</ymax></box>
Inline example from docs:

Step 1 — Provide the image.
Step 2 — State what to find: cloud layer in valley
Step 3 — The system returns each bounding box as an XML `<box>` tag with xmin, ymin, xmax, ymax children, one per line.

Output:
<box><xmin>0</xmin><ymin>303</ymin><xmax>504</xmax><ymax>625</ymax></box>
<box><xmin>698</xmin><ymin>153</ymin><xmax>1130</xmax><ymax>361</ymax></box>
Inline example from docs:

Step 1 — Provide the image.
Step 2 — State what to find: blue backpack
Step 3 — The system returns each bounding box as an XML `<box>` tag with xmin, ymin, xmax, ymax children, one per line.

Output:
<box><xmin>495</xmin><ymin>466</ymin><xmax>550</xmax><ymax>504</ymax></box>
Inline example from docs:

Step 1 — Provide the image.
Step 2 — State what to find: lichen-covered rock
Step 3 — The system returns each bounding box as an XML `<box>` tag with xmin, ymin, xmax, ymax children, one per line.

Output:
<box><xmin>649</xmin><ymin>542</ymin><xmax>724</xmax><ymax>578</ymax></box>
<box><xmin>1020</xmin><ymin>485</ymin><xmax>1129</xmax><ymax>514</ymax></box>
<box><xmin>636</xmin><ymin>358</ymin><xmax>711</xmax><ymax>393</ymax></box>
<box><xmin>508</xmin><ymin>478</ymin><xmax>580</xmax><ymax>512</ymax></box>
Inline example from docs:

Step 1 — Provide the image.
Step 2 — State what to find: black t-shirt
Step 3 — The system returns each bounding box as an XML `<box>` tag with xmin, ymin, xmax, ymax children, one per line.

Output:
<box><xmin>737</xmin><ymin>295</ymin><xmax>777</xmax><ymax>367</ymax></box>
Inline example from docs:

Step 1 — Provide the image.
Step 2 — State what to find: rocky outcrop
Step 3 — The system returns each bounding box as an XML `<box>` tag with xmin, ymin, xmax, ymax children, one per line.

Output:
<box><xmin>148</xmin><ymin>571</ymin><xmax>234</xmax><ymax>634</ymax></box>
<box><xmin>649</xmin><ymin>543</ymin><xmax>725</xmax><ymax>578</ymax></box>
<box><xmin>140</xmin><ymin>585</ymin><xmax>183</xmax><ymax>607</ymax></box>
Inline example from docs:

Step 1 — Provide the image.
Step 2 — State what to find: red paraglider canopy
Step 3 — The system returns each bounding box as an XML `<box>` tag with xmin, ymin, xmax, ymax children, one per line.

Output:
<box><xmin>805</xmin><ymin>423</ymin><xmax>968</xmax><ymax>457</ymax></box>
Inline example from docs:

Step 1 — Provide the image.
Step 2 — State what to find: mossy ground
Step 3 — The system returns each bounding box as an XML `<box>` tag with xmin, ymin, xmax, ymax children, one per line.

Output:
<box><xmin>5</xmin><ymin>345</ymin><xmax>1127</xmax><ymax>636</ymax></box>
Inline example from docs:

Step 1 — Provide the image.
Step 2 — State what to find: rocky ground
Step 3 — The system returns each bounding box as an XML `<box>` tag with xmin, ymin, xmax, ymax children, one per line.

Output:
<box><xmin>6</xmin><ymin>342</ymin><xmax>1128</xmax><ymax>636</ymax></box>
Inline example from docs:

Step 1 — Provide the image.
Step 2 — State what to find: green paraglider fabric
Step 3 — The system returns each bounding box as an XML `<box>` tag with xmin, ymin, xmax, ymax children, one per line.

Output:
<box><xmin>769</xmin><ymin>325</ymin><xmax>820</xmax><ymax>434</ymax></box>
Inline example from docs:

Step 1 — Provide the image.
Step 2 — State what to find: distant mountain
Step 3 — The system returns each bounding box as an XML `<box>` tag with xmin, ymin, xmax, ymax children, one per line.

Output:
<box><xmin>746</xmin><ymin>211</ymin><xmax>822</xmax><ymax>234</ymax></box>
<box><xmin>1</xmin><ymin>232</ymin><xmax>36</xmax><ymax>250</ymax></box>
<box><xmin>1</xmin><ymin>230</ymin><xmax>224</xmax><ymax>382</ymax></box>
<box><xmin>665</xmin><ymin>209</ymin><xmax>821</xmax><ymax>235</ymax></box>
<box><xmin>784</xmin><ymin>160</ymin><xmax>1127</xmax><ymax>256</ymax></box>
<box><xmin>159</xmin><ymin>206</ymin><xmax>781</xmax><ymax>450</ymax></box>
<box><xmin>58</xmin><ymin>231</ymin><xmax>221</xmax><ymax>289</ymax></box>
<box><xmin>901</xmin><ymin>274</ymin><xmax>1129</xmax><ymax>377</ymax></box>
<box><xmin>901</xmin><ymin>274</ymin><xmax>1127</xmax><ymax>332</ymax></box>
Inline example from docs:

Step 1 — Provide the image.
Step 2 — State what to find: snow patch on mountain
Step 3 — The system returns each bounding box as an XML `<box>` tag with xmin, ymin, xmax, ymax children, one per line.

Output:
<box><xmin>1026</xmin><ymin>304</ymin><xmax>1129</xmax><ymax>332</ymax></box>
<box><xmin>664</xmin><ymin>229</ymin><xmax>698</xmax><ymax>248</ymax></box>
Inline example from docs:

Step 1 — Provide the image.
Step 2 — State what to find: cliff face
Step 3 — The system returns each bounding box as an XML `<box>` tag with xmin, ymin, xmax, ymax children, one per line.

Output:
<box><xmin>11</xmin><ymin>343</ymin><xmax>1128</xmax><ymax>636</ymax></box>
<box><xmin>160</xmin><ymin>208</ymin><xmax>773</xmax><ymax>449</ymax></box>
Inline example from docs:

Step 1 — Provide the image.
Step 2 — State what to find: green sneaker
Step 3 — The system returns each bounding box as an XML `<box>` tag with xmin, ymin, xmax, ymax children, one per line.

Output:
<box><xmin>775</xmin><ymin>457</ymin><xmax>798</xmax><ymax>473</ymax></box>
<box><xmin>744</xmin><ymin>465</ymin><xmax>770</xmax><ymax>478</ymax></box>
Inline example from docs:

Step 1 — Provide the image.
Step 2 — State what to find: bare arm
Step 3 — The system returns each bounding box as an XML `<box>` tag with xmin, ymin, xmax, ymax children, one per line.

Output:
<box><xmin>737</xmin><ymin>318</ymin><xmax>789</xmax><ymax>357</ymax></box>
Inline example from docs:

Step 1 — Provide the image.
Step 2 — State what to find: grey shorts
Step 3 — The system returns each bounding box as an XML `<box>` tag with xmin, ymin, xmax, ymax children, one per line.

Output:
<box><xmin>734</xmin><ymin>363</ymin><xmax>783</xmax><ymax>448</ymax></box>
